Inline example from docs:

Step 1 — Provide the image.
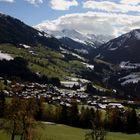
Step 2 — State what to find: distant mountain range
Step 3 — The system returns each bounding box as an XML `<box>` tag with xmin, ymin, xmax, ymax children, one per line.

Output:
<box><xmin>98</xmin><ymin>29</ymin><xmax>140</xmax><ymax>64</ymax></box>
<box><xmin>35</xmin><ymin>27</ymin><xmax>113</xmax><ymax>55</ymax></box>
<box><xmin>45</xmin><ymin>29</ymin><xmax>112</xmax><ymax>47</ymax></box>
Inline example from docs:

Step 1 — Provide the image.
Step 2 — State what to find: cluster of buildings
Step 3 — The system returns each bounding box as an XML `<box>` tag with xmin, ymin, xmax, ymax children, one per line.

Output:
<box><xmin>1</xmin><ymin>80</ymin><xmax>129</xmax><ymax>110</ymax></box>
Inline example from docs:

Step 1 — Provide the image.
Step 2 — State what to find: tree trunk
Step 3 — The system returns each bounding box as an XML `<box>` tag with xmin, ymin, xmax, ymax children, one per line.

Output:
<box><xmin>11</xmin><ymin>121</ymin><xmax>16</xmax><ymax>140</ymax></box>
<box><xmin>11</xmin><ymin>131</ymin><xmax>15</xmax><ymax>140</ymax></box>
<box><xmin>20</xmin><ymin>133</ymin><xmax>23</xmax><ymax>140</ymax></box>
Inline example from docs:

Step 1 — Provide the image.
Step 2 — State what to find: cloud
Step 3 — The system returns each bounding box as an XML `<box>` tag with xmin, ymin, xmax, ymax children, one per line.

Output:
<box><xmin>120</xmin><ymin>0</ymin><xmax>140</xmax><ymax>6</ymax></box>
<box><xmin>83</xmin><ymin>0</ymin><xmax>140</xmax><ymax>13</ymax></box>
<box><xmin>0</xmin><ymin>0</ymin><xmax>43</xmax><ymax>5</ymax></box>
<box><xmin>50</xmin><ymin>0</ymin><xmax>78</xmax><ymax>10</ymax></box>
<box><xmin>0</xmin><ymin>0</ymin><xmax>15</xmax><ymax>2</ymax></box>
<box><xmin>25</xmin><ymin>0</ymin><xmax>43</xmax><ymax>6</ymax></box>
<box><xmin>35</xmin><ymin>12</ymin><xmax>140</xmax><ymax>37</ymax></box>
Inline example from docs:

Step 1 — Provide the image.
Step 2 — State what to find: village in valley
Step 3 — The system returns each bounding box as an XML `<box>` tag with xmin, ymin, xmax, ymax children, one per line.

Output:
<box><xmin>1</xmin><ymin>76</ymin><xmax>139</xmax><ymax>113</ymax></box>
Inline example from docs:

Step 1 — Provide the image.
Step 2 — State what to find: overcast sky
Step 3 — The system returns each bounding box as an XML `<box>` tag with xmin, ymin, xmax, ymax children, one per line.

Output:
<box><xmin>1</xmin><ymin>0</ymin><xmax>140</xmax><ymax>36</ymax></box>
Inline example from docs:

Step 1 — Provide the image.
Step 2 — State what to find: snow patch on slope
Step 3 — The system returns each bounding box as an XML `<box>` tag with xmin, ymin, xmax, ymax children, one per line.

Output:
<box><xmin>82</xmin><ymin>62</ymin><xmax>94</xmax><ymax>70</ymax></box>
<box><xmin>120</xmin><ymin>61</ymin><xmax>140</xmax><ymax>69</ymax></box>
<box><xmin>60</xmin><ymin>48</ymin><xmax>85</xmax><ymax>61</ymax></box>
<box><xmin>38</xmin><ymin>31</ymin><xmax>52</xmax><ymax>38</ymax></box>
<box><xmin>109</xmin><ymin>47</ymin><xmax>118</xmax><ymax>51</ymax></box>
<box><xmin>71</xmin><ymin>38</ymin><xmax>87</xmax><ymax>45</ymax></box>
<box><xmin>0</xmin><ymin>51</ymin><xmax>13</xmax><ymax>60</ymax></box>
<box><xmin>119</xmin><ymin>73</ymin><xmax>140</xmax><ymax>85</ymax></box>
<box><xmin>75</xmin><ymin>49</ymin><xmax>88</xmax><ymax>54</ymax></box>
<box><xmin>133</xmin><ymin>30</ymin><xmax>140</xmax><ymax>40</ymax></box>
<box><xmin>20</xmin><ymin>44</ymin><xmax>31</xmax><ymax>49</ymax></box>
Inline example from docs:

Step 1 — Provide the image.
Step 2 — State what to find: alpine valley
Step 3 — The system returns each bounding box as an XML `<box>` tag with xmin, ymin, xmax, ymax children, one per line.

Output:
<box><xmin>1</xmin><ymin>12</ymin><xmax>140</xmax><ymax>99</ymax></box>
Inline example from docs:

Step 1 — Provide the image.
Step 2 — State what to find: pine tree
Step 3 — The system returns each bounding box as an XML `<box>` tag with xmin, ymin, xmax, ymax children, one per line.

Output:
<box><xmin>0</xmin><ymin>91</ymin><xmax>5</xmax><ymax>117</ymax></box>
<box><xmin>68</xmin><ymin>101</ymin><xmax>79</xmax><ymax>127</ymax></box>
<box><xmin>0</xmin><ymin>81</ymin><xmax>6</xmax><ymax>117</ymax></box>
<box><xmin>126</xmin><ymin>108</ymin><xmax>138</xmax><ymax>134</ymax></box>
<box><xmin>60</xmin><ymin>105</ymin><xmax>68</xmax><ymax>124</ymax></box>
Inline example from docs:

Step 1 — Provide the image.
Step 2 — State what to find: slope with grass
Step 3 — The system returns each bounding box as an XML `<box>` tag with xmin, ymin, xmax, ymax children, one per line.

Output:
<box><xmin>0</xmin><ymin>124</ymin><xmax>140</xmax><ymax>140</ymax></box>
<box><xmin>0</xmin><ymin>43</ymin><xmax>88</xmax><ymax>80</ymax></box>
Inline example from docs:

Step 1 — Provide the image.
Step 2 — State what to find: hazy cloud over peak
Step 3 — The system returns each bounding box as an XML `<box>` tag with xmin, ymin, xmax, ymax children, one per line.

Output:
<box><xmin>1</xmin><ymin>0</ymin><xmax>140</xmax><ymax>36</ymax></box>
<box><xmin>35</xmin><ymin>12</ymin><xmax>140</xmax><ymax>37</ymax></box>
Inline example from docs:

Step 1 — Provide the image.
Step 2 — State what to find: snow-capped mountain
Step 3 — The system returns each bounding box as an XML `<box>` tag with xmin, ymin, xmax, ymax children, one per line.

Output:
<box><xmin>44</xmin><ymin>29</ymin><xmax>113</xmax><ymax>48</ymax></box>
<box><xmin>87</xmin><ymin>34</ymin><xmax>113</xmax><ymax>44</ymax></box>
<box><xmin>43</xmin><ymin>29</ymin><xmax>96</xmax><ymax>47</ymax></box>
<box><xmin>49</xmin><ymin>29</ymin><xmax>86</xmax><ymax>41</ymax></box>
<box><xmin>98</xmin><ymin>29</ymin><xmax>140</xmax><ymax>64</ymax></box>
<box><xmin>35</xmin><ymin>24</ymin><xmax>113</xmax><ymax>47</ymax></box>
<box><xmin>35</xmin><ymin>28</ymin><xmax>113</xmax><ymax>57</ymax></box>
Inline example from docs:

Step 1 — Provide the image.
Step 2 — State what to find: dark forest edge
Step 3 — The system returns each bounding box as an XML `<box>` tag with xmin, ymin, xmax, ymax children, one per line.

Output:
<box><xmin>0</xmin><ymin>57</ymin><xmax>61</xmax><ymax>87</ymax></box>
<box><xmin>0</xmin><ymin>95</ymin><xmax>140</xmax><ymax>139</ymax></box>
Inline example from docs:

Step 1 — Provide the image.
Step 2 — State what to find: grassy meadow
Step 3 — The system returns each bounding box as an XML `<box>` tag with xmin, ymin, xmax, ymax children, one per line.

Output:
<box><xmin>0</xmin><ymin>44</ymin><xmax>86</xmax><ymax>79</ymax></box>
<box><xmin>0</xmin><ymin>123</ymin><xmax>140</xmax><ymax>140</ymax></box>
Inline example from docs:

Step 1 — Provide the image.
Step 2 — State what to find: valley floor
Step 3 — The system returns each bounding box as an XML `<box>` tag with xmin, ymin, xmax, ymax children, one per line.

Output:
<box><xmin>0</xmin><ymin>123</ymin><xmax>140</xmax><ymax>140</ymax></box>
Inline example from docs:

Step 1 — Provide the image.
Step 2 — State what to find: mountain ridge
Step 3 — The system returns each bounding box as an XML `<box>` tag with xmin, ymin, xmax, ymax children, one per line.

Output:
<box><xmin>0</xmin><ymin>13</ymin><xmax>64</xmax><ymax>50</ymax></box>
<box><xmin>36</xmin><ymin>28</ymin><xmax>113</xmax><ymax>47</ymax></box>
<box><xmin>98</xmin><ymin>29</ymin><xmax>140</xmax><ymax>64</ymax></box>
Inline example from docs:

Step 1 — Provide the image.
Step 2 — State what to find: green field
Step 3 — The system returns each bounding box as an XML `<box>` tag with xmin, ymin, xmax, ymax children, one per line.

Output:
<box><xmin>0</xmin><ymin>123</ymin><xmax>140</xmax><ymax>140</ymax></box>
<box><xmin>0</xmin><ymin>44</ymin><xmax>86</xmax><ymax>79</ymax></box>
